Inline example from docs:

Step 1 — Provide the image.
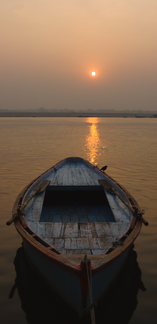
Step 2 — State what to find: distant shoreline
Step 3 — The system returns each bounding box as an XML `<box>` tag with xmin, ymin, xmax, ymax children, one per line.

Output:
<box><xmin>0</xmin><ymin>112</ymin><xmax>156</xmax><ymax>118</ymax></box>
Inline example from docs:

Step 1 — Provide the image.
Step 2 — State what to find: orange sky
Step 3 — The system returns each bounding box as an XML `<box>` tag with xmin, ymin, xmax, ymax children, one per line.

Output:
<box><xmin>0</xmin><ymin>1</ymin><xmax>157</xmax><ymax>111</ymax></box>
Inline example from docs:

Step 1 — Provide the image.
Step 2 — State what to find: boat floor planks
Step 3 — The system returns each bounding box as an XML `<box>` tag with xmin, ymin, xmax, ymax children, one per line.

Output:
<box><xmin>25</xmin><ymin>221</ymin><xmax>128</xmax><ymax>254</ymax></box>
<box><xmin>40</xmin><ymin>204</ymin><xmax>114</xmax><ymax>223</ymax></box>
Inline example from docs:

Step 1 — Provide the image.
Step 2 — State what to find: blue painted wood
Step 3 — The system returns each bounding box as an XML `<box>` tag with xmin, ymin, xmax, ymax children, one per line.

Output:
<box><xmin>23</xmin><ymin>238</ymin><xmax>130</xmax><ymax>313</ymax></box>
<box><xmin>23</xmin><ymin>240</ymin><xmax>83</xmax><ymax>313</ymax></box>
<box><xmin>24</xmin><ymin>157</ymin><xmax>132</xmax><ymax>256</ymax></box>
<box><xmin>40</xmin><ymin>204</ymin><xmax>115</xmax><ymax>223</ymax></box>
<box><xmin>40</xmin><ymin>184</ymin><xmax>115</xmax><ymax>223</ymax></box>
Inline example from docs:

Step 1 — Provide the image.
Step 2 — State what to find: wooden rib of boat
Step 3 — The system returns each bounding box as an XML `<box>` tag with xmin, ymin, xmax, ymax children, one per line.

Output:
<box><xmin>11</xmin><ymin>157</ymin><xmax>144</xmax><ymax>314</ymax></box>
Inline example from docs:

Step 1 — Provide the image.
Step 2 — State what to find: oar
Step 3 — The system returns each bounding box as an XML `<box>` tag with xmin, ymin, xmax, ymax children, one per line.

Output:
<box><xmin>6</xmin><ymin>180</ymin><xmax>51</xmax><ymax>226</ymax></box>
<box><xmin>98</xmin><ymin>179</ymin><xmax>148</xmax><ymax>226</ymax></box>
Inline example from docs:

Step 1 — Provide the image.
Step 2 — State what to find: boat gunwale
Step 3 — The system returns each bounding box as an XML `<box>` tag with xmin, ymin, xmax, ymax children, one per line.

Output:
<box><xmin>13</xmin><ymin>157</ymin><xmax>142</xmax><ymax>274</ymax></box>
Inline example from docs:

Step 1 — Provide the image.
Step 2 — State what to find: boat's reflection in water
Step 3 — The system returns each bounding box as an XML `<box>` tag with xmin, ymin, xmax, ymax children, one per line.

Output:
<box><xmin>10</xmin><ymin>245</ymin><xmax>146</xmax><ymax>324</ymax></box>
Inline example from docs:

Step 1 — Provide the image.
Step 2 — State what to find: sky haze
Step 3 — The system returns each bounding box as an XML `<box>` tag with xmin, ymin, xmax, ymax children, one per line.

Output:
<box><xmin>1</xmin><ymin>1</ymin><xmax>157</xmax><ymax>111</ymax></box>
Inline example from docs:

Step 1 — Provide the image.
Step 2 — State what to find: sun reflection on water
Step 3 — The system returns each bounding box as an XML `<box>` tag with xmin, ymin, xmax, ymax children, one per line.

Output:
<box><xmin>84</xmin><ymin>117</ymin><xmax>104</xmax><ymax>164</ymax></box>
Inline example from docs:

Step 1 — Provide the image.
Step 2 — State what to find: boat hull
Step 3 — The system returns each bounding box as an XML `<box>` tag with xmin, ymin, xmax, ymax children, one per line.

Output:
<box><xmin>23</xmin><ymin>237</ymin><xmax>130</xmax><ymax>313</ymax></box>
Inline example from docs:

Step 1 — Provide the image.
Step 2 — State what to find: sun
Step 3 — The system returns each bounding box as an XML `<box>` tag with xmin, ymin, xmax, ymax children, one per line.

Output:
<box><xmin>91</xmin><ymin>71</ymin><xmax>96</xmax><ymax>76</ymax></box>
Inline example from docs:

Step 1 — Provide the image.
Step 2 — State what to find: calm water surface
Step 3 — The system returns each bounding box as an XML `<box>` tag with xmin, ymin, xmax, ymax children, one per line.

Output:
<box><xmin>0</xmin><ymin>117</ymin><xmax>157</xmax><ymax>324</ymax></box>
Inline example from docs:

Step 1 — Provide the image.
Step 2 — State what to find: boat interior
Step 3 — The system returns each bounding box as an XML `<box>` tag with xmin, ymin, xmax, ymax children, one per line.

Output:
<box><xmin>40</xmin><ymin>186</ymin><xmax>115</xmax><ymax>223</ymax></box>
<box><xmin>24</xmin><ymin>159</ymin><xmax>131</xmax><ymax>255</ymax></box>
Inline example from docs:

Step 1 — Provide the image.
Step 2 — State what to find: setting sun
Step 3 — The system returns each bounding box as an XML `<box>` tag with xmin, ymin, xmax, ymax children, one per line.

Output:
<box><xmin>91</xmin><ymin>71</ymin><xmax>96</xmax><ymax>76</ymax></box>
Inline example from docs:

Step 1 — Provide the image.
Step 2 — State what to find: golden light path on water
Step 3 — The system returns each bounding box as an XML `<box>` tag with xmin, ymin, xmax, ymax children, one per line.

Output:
<box><xmin>85</xmin><ymin>117</ymin><xmax>105</xmax><ymax>164</ymax></box>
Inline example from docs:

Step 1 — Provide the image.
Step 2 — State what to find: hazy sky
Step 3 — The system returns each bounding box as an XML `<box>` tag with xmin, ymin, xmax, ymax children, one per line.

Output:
<box><xmin>1</xmin><ymin>1</ymin><xmax>157</xmax><ymax>111</ymax></box>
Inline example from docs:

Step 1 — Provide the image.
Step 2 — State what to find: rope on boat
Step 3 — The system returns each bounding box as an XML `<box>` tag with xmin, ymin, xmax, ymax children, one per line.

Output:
<box><xmin>112</xmin><ymin>239</ymin><xmax>124</xmax><ymax>248</ymax></box>
<box><xmin>84</xmin><ymin>255</ymin><xmax>96</xmax><ymax>324</ymax></box>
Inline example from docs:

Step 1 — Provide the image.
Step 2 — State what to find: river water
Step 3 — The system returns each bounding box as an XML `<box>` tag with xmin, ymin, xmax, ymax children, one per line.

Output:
<box><xmin>0</xmin><ymin>117</ymin><xmax>157</xmax><ymax>324</ymax></box>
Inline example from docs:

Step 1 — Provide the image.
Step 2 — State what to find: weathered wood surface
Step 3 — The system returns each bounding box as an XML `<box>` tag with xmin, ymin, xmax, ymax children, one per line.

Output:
<box><xmin>25</xmin><ymin>221</ymin><xmax>128</xmax><ymax>254</ymax></box>
<box><xmin>106</xmin><ymin>192</ymin><xmax>131</xmax><ymax>223</ymax></box>
<box><xmin>47</xmin><ymin>162</ymin><xmax>104</xmax><ymax>186</ymax></box>
<box><xmin>39</xmin><ymin>204</ymin><xmax>115</xmax><ymax>223</ymax></box>
<box><xmin>24</xmin><ymin>159</ymin><xmax>131</xmax><ymax>255</ymax></box>
<box><xmin>27</xmin><ymin>222</ymin><xmax>127</xmax><ymax>238</ymax></box>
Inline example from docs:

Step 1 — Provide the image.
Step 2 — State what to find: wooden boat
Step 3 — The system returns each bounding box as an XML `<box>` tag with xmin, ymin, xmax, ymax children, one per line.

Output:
<box><xmin>8</xmin><ymin>157</ymin><xmax>147</xmax><ymax>315</ymax></box>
